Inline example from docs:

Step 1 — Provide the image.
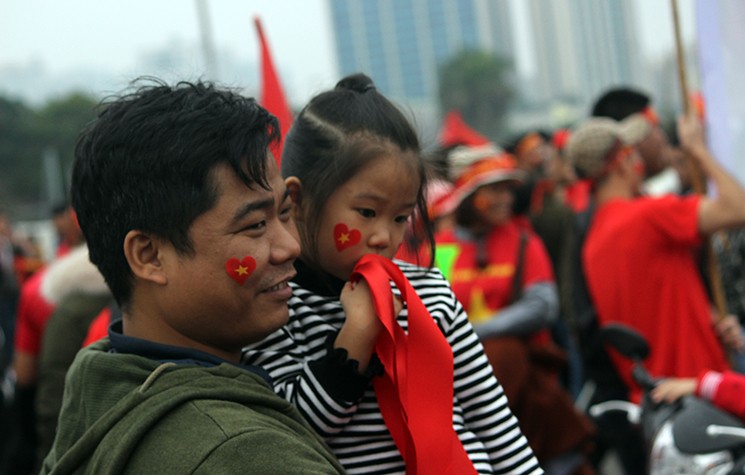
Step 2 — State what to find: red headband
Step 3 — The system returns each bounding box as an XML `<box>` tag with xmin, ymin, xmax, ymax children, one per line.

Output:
<box><xmin>641</xmin><ymin>106</ymin><xmax>659</xmax><ymax>126</ymax></box>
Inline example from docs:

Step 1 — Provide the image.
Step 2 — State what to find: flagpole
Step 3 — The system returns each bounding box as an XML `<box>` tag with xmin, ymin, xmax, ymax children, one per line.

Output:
<box><xmin>670</xmin><ymin>0</ymin><xmax>729</xmax><ymax>324</ymax></box>
<box><xmin>670</xmin><ymin>0</ymin><xmax>690</xmax><ymax>114</ymax></box>
<box><xmin>195</xmin><ymin>0</ymin><xmax>219</xmax><ymax>80</ymax></box>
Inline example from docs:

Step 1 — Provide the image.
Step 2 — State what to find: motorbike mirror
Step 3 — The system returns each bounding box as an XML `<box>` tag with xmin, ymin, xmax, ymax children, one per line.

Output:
<box><xmin>673</xmin><ymin>396</ymin><xmax>745</xmax><ymax>454</ymax></box>
<box><xmin>598</xmin><ymin>323</ymin><xmax>650</xmax><ymax>360</ymax></box>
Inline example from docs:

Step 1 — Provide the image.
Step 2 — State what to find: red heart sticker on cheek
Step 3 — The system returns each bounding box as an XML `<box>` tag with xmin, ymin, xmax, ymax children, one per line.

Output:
<box><xmin>334</xmin><ymin>223</ymin><xmax>361</xmax><ymax>251</ymax></box>
<box><xmin>225</xmin><ymin>256</ymin><xmax>257</xmax><ymax>286</ymax></box>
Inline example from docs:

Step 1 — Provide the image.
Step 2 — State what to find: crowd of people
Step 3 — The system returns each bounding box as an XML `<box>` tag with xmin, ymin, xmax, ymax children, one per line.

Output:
<box><xmin>0</xmin><ymin>73</ymin><xmax>743</xmax><ymax>475</ymax></box>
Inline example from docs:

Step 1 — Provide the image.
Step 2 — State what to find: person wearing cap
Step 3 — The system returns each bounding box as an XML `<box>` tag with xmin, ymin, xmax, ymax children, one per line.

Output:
<box><xmin>508</xmin><ymin>129</ymin><xmax>586</xmax><ymax>399</ymax></box>
<box><xmin>434</xmin><ymin>144</ymin><xmax>596</xmax><ymax>475</ymax></box>
<box><xmin>566</xmin><ymin>112</ymin><xmax>745</xmax><ymax>407</ymax></box>
<box><xmin>592</xmin><ymin>87</ymin><xmax>682</xmax><ymax>196</ymax></box>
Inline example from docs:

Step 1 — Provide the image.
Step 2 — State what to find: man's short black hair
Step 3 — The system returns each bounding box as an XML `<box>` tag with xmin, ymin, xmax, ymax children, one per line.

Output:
<box><xmin>591</xmin><ymin>87</ymin><xmax>651</xmax><ymax>121</ymax></box>
<box><xmin>71</xmin><ymin>79</ymin><xmax>279</xmax><ymax>307</ymax></box>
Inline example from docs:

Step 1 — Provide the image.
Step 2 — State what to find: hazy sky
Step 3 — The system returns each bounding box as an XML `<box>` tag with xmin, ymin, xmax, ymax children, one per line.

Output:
<box><xmin>0</xmin><ymin>0</ymin><xmax>695</xmax><ymax>106</ymax></box>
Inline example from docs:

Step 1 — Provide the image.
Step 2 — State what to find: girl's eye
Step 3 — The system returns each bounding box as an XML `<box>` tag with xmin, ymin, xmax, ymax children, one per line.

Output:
<box><xmin>357</xmin><ymin>208</ymin><xmax>375</xmax><ymax>218</ymax></box>
<box><xmin>395</xmin><ymin>215</ymin><xmax>410</xmax><ymax>224</ymax></box>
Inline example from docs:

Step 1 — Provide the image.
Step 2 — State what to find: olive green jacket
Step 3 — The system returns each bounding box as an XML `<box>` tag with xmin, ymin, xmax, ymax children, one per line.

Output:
<box><xmin>40</xmin><ymin>340</ymin><xmax>346</xmax><ymax>474</ymax></box>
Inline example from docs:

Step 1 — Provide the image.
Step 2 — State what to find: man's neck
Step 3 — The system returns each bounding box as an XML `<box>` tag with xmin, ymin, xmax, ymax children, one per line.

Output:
<box><xmin>594</xmin><ymin>176</ymin><xmax>636</xmax><ymax>206</ymax></box>
<box><xmin>122</xmin><ymin>299</ymin><xmax>242</xmax><ymax>365</ymax></box>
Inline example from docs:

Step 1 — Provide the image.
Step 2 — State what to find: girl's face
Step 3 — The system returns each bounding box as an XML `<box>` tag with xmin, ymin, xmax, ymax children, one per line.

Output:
<box><xmin>310</xmin><ymin>152</ymin><xmax>419</xmax><ymax>280</ymax></box>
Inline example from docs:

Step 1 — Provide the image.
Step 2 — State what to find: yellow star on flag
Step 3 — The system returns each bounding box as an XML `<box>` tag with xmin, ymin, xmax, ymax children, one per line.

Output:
<box><xmin>338</xmin><ymin>232</ymin><xmax>350</xmax><ymax>244</ymax></box>
<box><xmin>467</xmin><ymin>287</ymin><xmax>495</xmax><ymax>324</ymax></box>
<box><xmin>235</xmin><ymin>265</ymin><xmax>249</xmax><ymax>276</ymax></box>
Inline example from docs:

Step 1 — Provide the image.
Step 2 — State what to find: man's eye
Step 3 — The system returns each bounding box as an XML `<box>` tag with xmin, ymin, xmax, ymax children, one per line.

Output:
<box><xmin>244</xmin><ymin>221</ymin><xmax>266</xmax><ymax>232</ymax></box>
<box><xmin>357</xmin><ymin>208</ymin><xmax>375</xmax><ymax>218</ymax></box>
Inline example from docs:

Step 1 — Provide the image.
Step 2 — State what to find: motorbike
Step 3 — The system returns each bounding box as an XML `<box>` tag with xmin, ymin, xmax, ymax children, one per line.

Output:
<box><xmin>588</xmin><ymin>322</ymin><xmax>745</xmax><ymax>475</ymax></box>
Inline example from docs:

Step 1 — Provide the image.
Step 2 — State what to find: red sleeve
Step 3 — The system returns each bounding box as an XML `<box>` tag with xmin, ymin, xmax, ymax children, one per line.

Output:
<box><xmin>697</xmin><ymin>370</ymin><xmax>745</xmax><ymax>421</ymax></box>
<box><xmin>642</xmin><ymin>195</ymin><xmax>701</xmax><ymax>247</ymax></box>
<box><xmin>82</xmin><ymin>307</ymin><xmax>112</xmax><ymax>347</ymax></box>
<box><xmin>14</xmin><ymin>271</ymin><xmax>55</xmax><ymax>355</ymax></box>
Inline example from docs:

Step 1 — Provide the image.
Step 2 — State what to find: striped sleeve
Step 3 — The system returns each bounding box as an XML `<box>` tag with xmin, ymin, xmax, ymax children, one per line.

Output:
<box><xmin>243</xmin><ymin>292</ymin><xmax>364</xmax><ymax>437</ymax></box>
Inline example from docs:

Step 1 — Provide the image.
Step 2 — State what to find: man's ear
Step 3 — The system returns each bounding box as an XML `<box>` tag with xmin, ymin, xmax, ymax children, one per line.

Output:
<box><xmin>123</xmin><ymin>230</ymin><xmax>168</xmax><ymax>285</ymax></box>
<box><xmin>285</xmin><ymin>176</ymin><xmax>305</xmax><ymax>222</ymax></box>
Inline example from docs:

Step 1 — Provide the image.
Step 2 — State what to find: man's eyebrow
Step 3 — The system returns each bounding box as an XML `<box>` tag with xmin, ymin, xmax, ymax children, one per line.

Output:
<box><xmin>231</xmin><ymin>188</ymin><xmax>290</xmax><ymax>222</ymax></box>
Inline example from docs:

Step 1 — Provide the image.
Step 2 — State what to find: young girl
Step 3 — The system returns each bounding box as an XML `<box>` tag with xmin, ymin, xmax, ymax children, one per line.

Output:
<box><xmin>243</xmin><ymin>74</ymin><xmax>542</xmax><ymax>475</ymax></box>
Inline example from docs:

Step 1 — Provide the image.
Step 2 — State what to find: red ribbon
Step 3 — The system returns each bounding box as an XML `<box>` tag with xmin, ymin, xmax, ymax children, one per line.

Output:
<box><xmin>351</xmin><ymin>255</ymin><xmax>478</xmax><ymax>475</ymax></box>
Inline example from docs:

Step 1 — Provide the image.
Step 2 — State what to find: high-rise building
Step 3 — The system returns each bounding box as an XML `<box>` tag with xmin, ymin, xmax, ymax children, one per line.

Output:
<box><xmin>525</xmin><ymin>0</ymin><xmax>645</xmax><ymax>107</ymax></box>
<box><xmin>327</xmin><ymin>0</ymin><xmax>515</xmax><ymax>138</ymax></box>
<box><xmin>327</xmin><ymin>0</ymin><xmax>649</xmax><ymax>133</ymax></box>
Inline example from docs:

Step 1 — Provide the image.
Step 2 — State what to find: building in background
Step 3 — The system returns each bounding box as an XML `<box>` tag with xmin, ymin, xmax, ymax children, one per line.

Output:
<box><xmin>326</xmin><ymin>0</ymin><xmax>666</xmax><ymax>137</ymax></box>
<box><xmin>327</xmin><ymin>0</ymin><xmax>514</xmax><ymax>142</ymax></box>
<box><xmin>526</xmin><ymin>0</ymin><xmax>644</xmax><ymax>107</ymax></box>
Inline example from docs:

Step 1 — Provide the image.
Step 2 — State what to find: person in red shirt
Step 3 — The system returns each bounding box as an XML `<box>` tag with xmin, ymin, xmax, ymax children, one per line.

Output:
<box><xmin>566</xmin><ymin>112</ymin><xmax>745</xmax><ymax>405</ymax></box>
<box><xmin>435</xmin><ymin>144</ymin><xmax>596</xmax><ymax>475</ymax></box>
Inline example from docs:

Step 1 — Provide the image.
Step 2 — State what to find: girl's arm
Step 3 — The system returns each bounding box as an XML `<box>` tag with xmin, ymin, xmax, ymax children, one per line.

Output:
<box><xmin>243</xmin><ymin>293</ymin><xmax>377</xmax><ymax>438</ymax></box>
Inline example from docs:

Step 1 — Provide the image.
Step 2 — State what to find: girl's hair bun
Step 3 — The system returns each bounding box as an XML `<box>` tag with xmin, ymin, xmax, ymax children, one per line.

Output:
<box><xmin>335</xmin><ymin>73</ymin><xmax>376</xmax><ymax>93</ymax></box>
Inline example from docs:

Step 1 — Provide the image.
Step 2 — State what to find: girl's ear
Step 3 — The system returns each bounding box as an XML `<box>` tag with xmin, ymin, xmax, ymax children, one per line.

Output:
<box><xmin>285</xmin><ymin>176</ymin><xmax>305</xmax><ymax>222</ymax></box>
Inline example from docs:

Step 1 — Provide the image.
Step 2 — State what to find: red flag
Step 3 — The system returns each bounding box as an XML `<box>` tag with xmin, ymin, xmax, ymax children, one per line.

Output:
<box><xmin>438</xmin><ymin>111</ymin><xmax>489</xmax><ymax>148</ymax></box>
<box><xmin>254</xmin><ymin>17</ymin><xmax>293</xmax><ymax>165</ymax></box>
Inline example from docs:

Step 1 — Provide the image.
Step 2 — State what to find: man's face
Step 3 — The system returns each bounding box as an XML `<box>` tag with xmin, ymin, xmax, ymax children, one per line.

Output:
<box><xmin>637</xmin><ymin>127</ymin><xmax>671</xmax><ymax>177</ymax></box>
<box><xmin>157</xmin><ymin>158</ymin><xmax>300</xmax><ymax>357</ymax></box>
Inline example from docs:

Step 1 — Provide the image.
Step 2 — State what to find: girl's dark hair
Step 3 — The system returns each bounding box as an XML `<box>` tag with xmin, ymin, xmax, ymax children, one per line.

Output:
<box><xmin>281</xmin><ymin>73</ymin><xmax>434</xmax><ymax>268</ymax></box>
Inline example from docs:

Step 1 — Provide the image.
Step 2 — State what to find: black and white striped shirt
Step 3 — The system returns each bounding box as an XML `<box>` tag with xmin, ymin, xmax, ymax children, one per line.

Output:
<box><xmin>244</xmin><ymin>259</ymin><xmax>542</xmax><ymax>474</ymax></box>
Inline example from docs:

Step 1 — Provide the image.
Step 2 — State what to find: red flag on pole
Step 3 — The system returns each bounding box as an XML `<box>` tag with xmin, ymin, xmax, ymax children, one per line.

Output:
<box><xmin>438</xmin><ymin>111</ymin><xmax>489</xmax><ymax>148</ymax></box>
<box><xmin>254</xmin><ymin>16</ymin><xmax>293</xmax><ymax>165</ymax></box>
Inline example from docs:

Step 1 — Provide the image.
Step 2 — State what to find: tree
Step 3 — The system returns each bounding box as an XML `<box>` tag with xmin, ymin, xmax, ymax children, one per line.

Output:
<box><xmin>0</xmin><ymin>96</ymin><xmax>41</xmax><ymax>207</ymax></box>
<box><xmin>438</xmin><ymin>50</ymin><xmax>515</xmax><ymax>142</ymax></box>
<box><xmin>34</xmin><ymin>93</ymin><xmax>99</xmax><ymax>192</ymax></box>
<box><xmin>0</xmin><ymin>92</ymin><xmax>98</xmax><ymax>218</ymax></box>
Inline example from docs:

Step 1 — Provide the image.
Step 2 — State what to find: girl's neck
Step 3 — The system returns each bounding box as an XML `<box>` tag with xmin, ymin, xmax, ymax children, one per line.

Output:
<box><xmin>293</xmin><ymin>258</ymin><xmax>346</xmax><ymax>297</ymax></box>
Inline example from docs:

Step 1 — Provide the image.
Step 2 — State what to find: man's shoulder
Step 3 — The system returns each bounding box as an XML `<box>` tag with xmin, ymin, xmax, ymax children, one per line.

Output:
<box><xmin>124</xmin><ymin>396</ymin><xmax>339</xmax><ymax>473</ymax></box>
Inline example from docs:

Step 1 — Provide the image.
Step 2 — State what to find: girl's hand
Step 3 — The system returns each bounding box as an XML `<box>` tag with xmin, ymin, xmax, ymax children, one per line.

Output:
<box><xmin>337</xmin><ymin>279</ymin><xmax>384</xmax><ymax>372</ymax></box>
<box><xmin>340</xmin><ymin>279</ymin><xmax>382</xmax><ymax>333</ymax></box>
